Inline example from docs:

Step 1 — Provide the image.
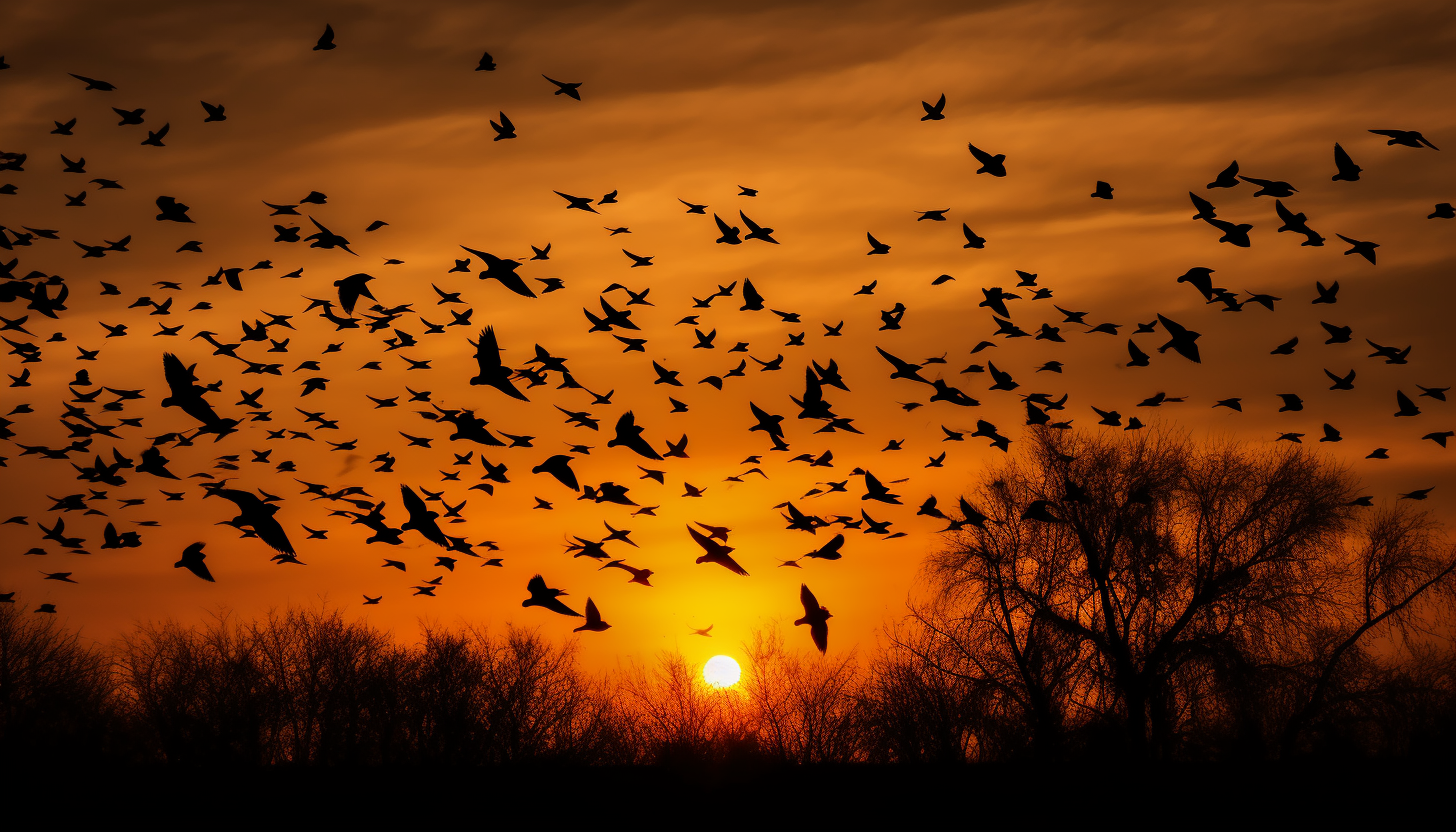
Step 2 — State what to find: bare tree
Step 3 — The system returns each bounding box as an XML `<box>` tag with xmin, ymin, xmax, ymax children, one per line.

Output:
<box><xmin>0</xmin><ymin>604</ymin><xmax>117</xmax><ymax>762</ymax></box>
<box><xmin>911</xmin><ymin>427</ymin><xmax>1456</xmax><ymax>759</ymax></box>
<box><xmin>616</xmin><ymin>651</ymin><xmax>753</xmax><ymax>764</ymax></box>
<box><xmin>1279</xmin><ymin>505</ymin><xmax>1456</xmax><ymax>755</ymax></box>
<box><xmin>741</xmin><ymin>629</ymin><xmax>864</xmax><ymax>763</ymax></box>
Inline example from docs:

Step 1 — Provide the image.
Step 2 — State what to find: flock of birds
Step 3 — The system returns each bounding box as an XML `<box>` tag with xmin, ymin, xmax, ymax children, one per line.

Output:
<box><xmin>0</xmin><ymin>26</ymin><xmax>1450</xmax><ymax>653</ymax></box>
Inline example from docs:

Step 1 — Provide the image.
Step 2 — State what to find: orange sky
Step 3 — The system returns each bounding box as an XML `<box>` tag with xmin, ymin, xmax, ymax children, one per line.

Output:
<box><xmin>1</xmin><ymin>0</ymin><xmax>1452</xmax><ymax>673</ymax></box>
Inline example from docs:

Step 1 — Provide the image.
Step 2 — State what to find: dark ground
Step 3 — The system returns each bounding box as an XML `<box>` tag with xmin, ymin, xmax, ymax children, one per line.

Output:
<box><xmin>11</xmin><ymin>759</ymin><xmax>1450</xmax><ymax>824</ymax></box>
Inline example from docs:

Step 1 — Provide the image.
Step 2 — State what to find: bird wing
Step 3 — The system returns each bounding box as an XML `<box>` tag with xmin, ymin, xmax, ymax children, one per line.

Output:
<box><xmin>821</xmin><ymin>534</ymin><xmax>845</xmax><ymax>558</ymax></box>
<box><xmin>800</xmin><ymin>583</ymin><xmax>820</xmax><ymax>616</ymax></box>
<box><xmin>476</xmin><ymin>326</ymin><xmax>502</xmax><ymax>369</ymax></box>
<box><xmin>161</xmin><ymin>353</ymin><xmax>197</xmax><ymax>396</ymax></box>
<box><xmin>810</xmin><ymin>621</ymin><xmax>828</xmax><ymax>652</ymax></box>
<box><xmin>526</xmin><ymin>574</ymin><xmax>547</xmax><ymax>596</ymax></box>
<box><xmin>687</xmin><ymin>525</ymin><xmax>717</xmax><ymax>554</ymax></box>
<box><xmin>399</xmin><ymin>485</ymin><xmax>431</xmax><ymax>523</ymax></box>
<box><xmin>713</xmin><ymin>552</ymin><xmax>749</xmax><ymax>576</ymax></box>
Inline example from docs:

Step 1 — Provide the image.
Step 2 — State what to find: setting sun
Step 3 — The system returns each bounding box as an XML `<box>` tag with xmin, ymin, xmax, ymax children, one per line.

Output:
<box><xmin>703</xmin><ymin>655</ymin><xmax>742</xmax><ymax>688</ymax></box>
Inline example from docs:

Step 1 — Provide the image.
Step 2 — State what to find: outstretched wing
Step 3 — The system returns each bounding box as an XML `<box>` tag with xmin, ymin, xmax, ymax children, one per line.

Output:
<box><xmin>686</xmin><ymin>525</ymin><xmax>716</xmax><ymax>554</ymax></box>
<box><xmin>800</xmin><ymin>583</ymin><xmax>820</xmax><ymax>616</ymax></box>
<box><xmin>161</xmin><ymin>353</ymin><xmax>197</xmax><ymax>397</ymax></box>
<box><xmin>527</xmin><ymin>574</ymin><xmax>547</xmax><ymax>596</ymax></box>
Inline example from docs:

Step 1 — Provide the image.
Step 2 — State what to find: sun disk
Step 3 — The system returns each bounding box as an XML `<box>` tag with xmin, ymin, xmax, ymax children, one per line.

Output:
<box><xmin>703</xmin><ymin>655</ymin><xmax>741</xmax><ymax>688</ymax></box>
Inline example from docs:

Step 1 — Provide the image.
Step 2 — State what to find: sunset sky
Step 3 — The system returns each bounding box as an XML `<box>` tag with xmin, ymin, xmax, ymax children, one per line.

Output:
<box><xmin>1</xmin><ymin>0</ymin><xmax>1452</xmax><ymax>673</ymax></box>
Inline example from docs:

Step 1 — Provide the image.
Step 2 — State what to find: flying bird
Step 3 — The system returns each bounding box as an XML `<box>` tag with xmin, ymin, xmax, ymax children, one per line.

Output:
<box><xmin>543</xmin><ymin>75</ymin><xmax>583</xmax><ymax>100</ymax></box>
<box><xmin>521</xmin><ymin>574</ymin><xmax>580</xmax><ymax>616</ymax></box>
<box><xmin>175</xmin><ymin>543</ymin><xmax>215</xmax><ymax>582</ymax></box>
<box><xmin>1368</xmin><ymin>129</ymin><xmax>1438</xmax><ymax>149</ymax></box>
<box><xmin>967</xmin><ymin>143</ymin><xmax>1007</xmax><ymax>176</ymax></box>
<box><xmin>921</xmin><ymin>93</ymin><xmax>946</xmax><ymax>120</ymax></box>
<box><xmin>688</xmin><ymin>525</ymin><xmax>749</xmax><ymax>575</ymax></box>
<box><xmin>795</xmin><ymin>584</ymin><xmax>832</xmax><ymax>653</ymax></box>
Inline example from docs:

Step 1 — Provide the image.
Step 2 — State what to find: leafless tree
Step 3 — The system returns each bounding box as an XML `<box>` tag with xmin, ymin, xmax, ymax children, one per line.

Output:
<box><xmin>741</xmin><ymin>629</ymin><xmax>865</xmax><ymax>763</ymax></box>
<box><xmin>0</xmin><ymin>603</ymin><xmax>118</xmax><ymax>762</ymax></box>
<box><xmin>911</xmin><ymin>427</ymin><xmax>1456</xmax><ymax>759</ymax></box>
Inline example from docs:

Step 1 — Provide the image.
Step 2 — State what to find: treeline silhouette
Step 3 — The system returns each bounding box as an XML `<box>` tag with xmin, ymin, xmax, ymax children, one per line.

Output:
<box><xmin>3</xmin><ymin>430</ymin><xmax>1454</xmax><ymax>766</ymax></box>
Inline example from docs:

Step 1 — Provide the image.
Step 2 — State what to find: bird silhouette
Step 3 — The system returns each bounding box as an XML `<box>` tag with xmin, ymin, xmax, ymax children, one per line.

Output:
<box><xmin>688</xmin><ymin>525</ymin><xmax>749</xmax><ymax>575</ymax></box>
<box><xmin>469</xmin><ymin>326</ymin><xmax>530</xmax><ymax>400</ymax></box>
<box><xmin>967</xmin><ymin>143</ymin><xmax>1007</xmax><ymax>176</ymax></box>
<box><xmin>921</xmin><ymin>93</ymin><xmax>946</xmax><ymax>120</ymax></box>
<box><xmin>574</xmin><ymin>599</ymin><xmax>610</xmax><ymax>632</ymax></box>
<box><xmin>1368</xmin><ymin>129</ymin><xmax>1438</xmax><ymax>149</ymax></box>
<box><xmin>521</xmin><ymin>574</ymin><xmax>580</xmax><ymax>616</ymax></box>
<box><xmin>795</xmin><ymin>584</ymin><xmax>831</xmax><ymax>653</ymax></box>
<box><xmin>1336</xmin><ymin>234</ymin><xmax>1378</xmax><ymax>264</ymax></box>
<box><xmin>1331</xmin><ymin>143</ymin><xmax>1362</xmax><ymax>181</ymax></box>
<box><xmin>490</xmin><ymin>112</ymin><xmax>516</xmax><ymax>140</ymax></box>
<box><xmin>210</xmin><ymin>489</ymin><xmax>294</xmax><ymax>555</ymax></box>
<box><xmin>1207</xmin><ymin>161</ymin><xmax>1239</xmax><ymax>188</ymax></box>
<box><xmin>175</xmin><ymin>542</ymin><xmax>215</xmax><ymax>581</ymax></box>
<box><xmin>543</xmin><ymin>76</ymin><xmax>583</xmax><ymax>100</ymax></box>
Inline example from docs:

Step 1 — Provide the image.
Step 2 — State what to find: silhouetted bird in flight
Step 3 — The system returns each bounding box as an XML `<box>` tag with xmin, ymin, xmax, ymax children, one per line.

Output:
<box><xmin>314</xmin><ymin>24</ymin><xmax>336</xmax><ymax>51</ymax></box>
<box><xmin>522</xmin><ymin>574</ymin><xmax>580</xmax><ymax>616</ymax></box>
<box><xmin>962</xmin><ymin>224</ymin><xmax>986</xmax><ymax>248</ymax></box>
<box><xmin>469</xmin><ymin>326</ymin><xmax>529</xmax><ymax>400</ymax></box>
<box><xmin>490</xmin><ymin>112</ymin><xmax>516</xmax><ymax>140</ymax></box>
<box><xmin>1238</xmin><ymin>175</ymin><xmax>1296</xmax><ymax>197</ymax></box>
<box><xmin>688</xmin><ymin>525</ymin><xmax>749</xmax><ymax>575</ymax></box>
<box><xmin>543</xmin><ymin>76</ymin><xmax>583</xmax><ymax>99</ymax></box>
<box><xmin>69</xmin><ymin>73</ymin><xmax>116</xmax><ymax>91</ymax></box>
<box><xmin>574</xmin><ymin>599</ymin><xmax>610</xmax><ymax>632</ymax></box>
<box><xmin>1331</xmin><ymin>143</ymin><xmax>1362</xmax><ymax>181</ymax></box>
<box><xmin>1207</xmin><ymin>161</ymin><xmax>1239</xmax><ymax>188</ymax></box>
<box><xmin>1189</xmin><ymin>192</ymin><xmax>1217</xmax><ymax>220</ymax></box>
<box><xmin>1203</xmin><ymin>217</ymin><xmax>1252</xmax><ymax>247</ymax></box>
<box><xmin>175</xmin><ymin>542</ymin><xmax>215</xmax><ymax>581</ymax></box>
<box><xmin>1336</xmin><ymin>234</ymin><xmax>1378</xmax><ymax>264</ymax></box>
<box><xmin>795</xmin><ymin>584</ymin><xmax>831</xmax><ymax>653</ymax></box>
<box><xmin>967</xmin><ymin>143</ymin><xmax>1007</xmax><ymax>176</ymax></box>
<box><xmin>460</xmin><ymin>246</ymin><xmax>535</xmax><ymax>297</ymax></box>
<box><xmin>921</xmin><ymin>93</ymin><xmax>946</xmax><ymax>120</ymax></box>
<box><xmin>554</xmin><ymin>191</ymin><xmax>598</xmax><ymax>212</ymax></box>
<box><xmin>608</xmin><ymin>411</ymin><xmax>663</xmax><ymax>460</ymax></box>
<box><xmin>713</xmin><ymin>214</ymin><xmax>742</xmax><ymax>244</ymax></box>
<box><xmin>1274</xmin><ymin>200</ymin><xmax>1323</xmax><ymax>246</ymax></box>
<box><xmin>211</xmin><ymin>489</ymin><xmax>294</xmax><ymax>555</ymax></box>
<box><xmin>1368</xmin><ymin>129</ymin><xmax>1438</xmax><ymax>149</ymax></box>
